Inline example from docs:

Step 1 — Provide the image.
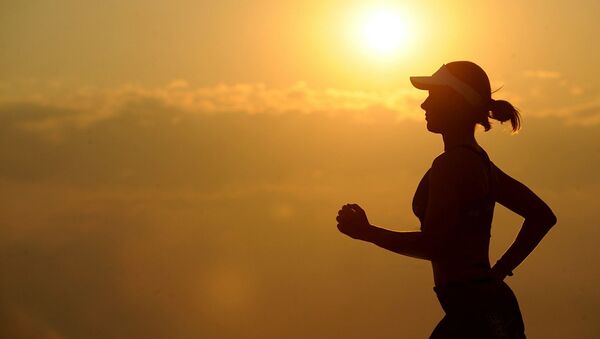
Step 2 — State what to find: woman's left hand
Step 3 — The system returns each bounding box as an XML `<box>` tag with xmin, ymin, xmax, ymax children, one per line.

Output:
<box><xmin>336</xmin><ymin>203</ymin><xmax>372</xmax><ymax>240</ymax></box>
<box><xmin>490</xmin><ymin>261</ymin><xmax>513</xmax><ymax>281</ymax></box>
<box><xmin>490</xmin><ymin>266</ymin><xmax>508</xmax><ymax>281</ymax></box>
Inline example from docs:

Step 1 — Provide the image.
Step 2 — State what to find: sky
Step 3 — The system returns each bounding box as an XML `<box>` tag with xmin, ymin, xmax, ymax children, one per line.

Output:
<box><xmin>0</xmin><ymin>1</ymin><xmax>599</xmax><ymax>338</ymax></box>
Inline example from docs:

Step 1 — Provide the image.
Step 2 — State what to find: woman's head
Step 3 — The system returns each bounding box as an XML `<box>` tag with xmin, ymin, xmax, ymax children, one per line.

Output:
<box><xmin>411</xmin><ymin>61</ymin><xmax>521</xmax><ymax>134</ymax></box>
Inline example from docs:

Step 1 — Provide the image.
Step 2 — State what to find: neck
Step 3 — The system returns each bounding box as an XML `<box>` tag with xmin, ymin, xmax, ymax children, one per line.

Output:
<box><xmin>442</xmin><ymin>126</ymin><xmax>478</xmax><ymax>152</ymax></box>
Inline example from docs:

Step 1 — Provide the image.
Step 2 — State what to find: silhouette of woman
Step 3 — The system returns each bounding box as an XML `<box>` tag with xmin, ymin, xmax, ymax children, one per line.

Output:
<box><xmin>336</xmin><ymin>61</ymin><xmax>557</xmax><ymax>338</ymax></box>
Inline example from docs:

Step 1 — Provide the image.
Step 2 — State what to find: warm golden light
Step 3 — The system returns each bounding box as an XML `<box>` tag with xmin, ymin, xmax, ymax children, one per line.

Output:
<box><xmin>352</xmin><ymin>7</ymin><xmax>412</xmax><ymax>60</ymax></box>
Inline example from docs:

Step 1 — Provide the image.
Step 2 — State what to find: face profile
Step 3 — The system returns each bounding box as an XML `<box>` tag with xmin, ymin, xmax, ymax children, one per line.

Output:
<box><xmin>420</xmin><ymin>86</ymin><xmax>473</xmax><ymax>134</ymax></box>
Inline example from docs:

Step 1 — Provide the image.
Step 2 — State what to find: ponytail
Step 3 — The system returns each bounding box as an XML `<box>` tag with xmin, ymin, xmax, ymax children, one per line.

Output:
<box><xmin>489</xmin><ymin>99</ymin><xmax>521</xmax><ymax>133</ymax></box>
<box><xmin>477</xmin><ymin>98</ymin><xmax>522</xmax><ymax>133</ymax></box>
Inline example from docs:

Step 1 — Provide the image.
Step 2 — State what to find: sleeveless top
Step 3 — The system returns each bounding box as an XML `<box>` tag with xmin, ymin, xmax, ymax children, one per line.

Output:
<box><xmin>412</xmin><ymin>144</ymin><xmax>496</xmax><ymax>237</ymax></box>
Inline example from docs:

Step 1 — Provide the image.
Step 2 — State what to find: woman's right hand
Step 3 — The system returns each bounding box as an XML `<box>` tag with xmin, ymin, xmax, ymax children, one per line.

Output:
<box><xmin>336</xmin><ymin>203</ymin><xmax>373</xmax><ymax>240</ymax></box>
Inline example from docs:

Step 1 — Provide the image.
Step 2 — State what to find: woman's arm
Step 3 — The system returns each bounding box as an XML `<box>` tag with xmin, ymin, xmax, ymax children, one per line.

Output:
<box><xmin>336</xmin><ymin>204</ymin><xmax>434</xmax><ymax>260</ymax></box>
<box><xmin>491</xmin><ymin>164</ymin><xmax>558</xmax><ymax>278</ymax></box>
<box><xmin>337</xmin><ymin>150</ymin><xmax>481</xmax><ymax>261</ymax></box>
<box><xmin>361</xmin><ymin>226</ymin><xmax>431</xmax><ymax>260</ymax></box>
<box><xmin>492</xmin><ymin>217</ymin><xmax>556</xmax><ymax>278</ymax></box>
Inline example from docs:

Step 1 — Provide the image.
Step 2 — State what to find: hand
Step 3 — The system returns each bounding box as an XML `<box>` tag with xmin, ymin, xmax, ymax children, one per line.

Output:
<box><xmin>490</xmin><ymin>262</ymin><xmax>513</xmax><ymax>281</ymax></box>
<box><xmin>490</xmin><ymin>265</ymin><xmax>507</xmax><ymax>281</ymax></box>
<box><xmin>336</xmin><ymin>203</ymin><xmax>372</xmax><ymax>240</ymax></box>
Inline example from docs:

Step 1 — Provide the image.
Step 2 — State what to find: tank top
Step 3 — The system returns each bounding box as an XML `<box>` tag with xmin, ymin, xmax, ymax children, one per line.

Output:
<box><xmin>412</xmin><ymin>144</ymin><xmax>496</xmax><ymax>237</ymax></box>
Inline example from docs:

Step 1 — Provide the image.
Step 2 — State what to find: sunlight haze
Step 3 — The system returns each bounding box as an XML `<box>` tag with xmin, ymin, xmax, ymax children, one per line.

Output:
<box><xmin>0</xmin><ymin>0</ymin><xmax>599</xmax><ymax>338</ymax></box>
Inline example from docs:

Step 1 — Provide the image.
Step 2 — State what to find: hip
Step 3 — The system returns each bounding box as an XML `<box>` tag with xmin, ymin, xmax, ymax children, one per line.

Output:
<box><xmin>431</xmin><ymin>278</ymin><xmax>526</xmax><ymax>338</ymax></box>
<box><xmin>433</xmin><ymin>278</ymin><xmax>520</xmax><ymax>313</ymax></box>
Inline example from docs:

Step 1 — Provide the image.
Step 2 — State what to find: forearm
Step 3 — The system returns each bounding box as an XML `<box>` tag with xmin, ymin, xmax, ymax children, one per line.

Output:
<box><xmin>359</xmin><ymin>225</ymin><xmax>431</xmax><ymax>261</ymax></box>
<box><xmin>494</xmin><ymin>216</ymin><xmax>557</xmax><ymax>276</ymax></box>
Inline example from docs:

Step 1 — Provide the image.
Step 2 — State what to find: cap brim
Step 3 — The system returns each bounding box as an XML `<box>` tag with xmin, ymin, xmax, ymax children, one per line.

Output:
<box><xmin>410</xmin><ymin>76</ymin><xmax>440</xmax><ymax>90</ymax></box>
<box><xmin>410</xmin><ymin>65</ymin><xmax>485</xmax><ymax>106</ymax></box>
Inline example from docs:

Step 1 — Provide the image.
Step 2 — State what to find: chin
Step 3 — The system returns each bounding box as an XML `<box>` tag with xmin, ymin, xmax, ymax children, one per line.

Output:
<box><xmin>426</xmin><ymin>122</ymin><xmax>443</xmax><ymax>134</ymax></box>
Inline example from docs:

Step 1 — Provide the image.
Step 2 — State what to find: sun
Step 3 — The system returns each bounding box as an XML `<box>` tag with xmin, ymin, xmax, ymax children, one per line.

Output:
<box><xmin>351</xmin><ymin>6</ymin><xmax>413</xmax><ymax>60</ymax></box>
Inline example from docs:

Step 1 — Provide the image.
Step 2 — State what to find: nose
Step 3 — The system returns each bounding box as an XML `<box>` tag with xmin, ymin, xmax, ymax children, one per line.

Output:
<box><xmin>421</xmin><ymin>96</ymin><xmax>430</xmax><ymax>111</ymax></box>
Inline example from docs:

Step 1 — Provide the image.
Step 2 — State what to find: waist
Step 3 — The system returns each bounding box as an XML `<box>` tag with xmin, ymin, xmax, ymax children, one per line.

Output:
<box><xmin>434</xmin><ymin>275</ymin><xmax>495</xmax><ymax>292</ymax></box>
<box><xmin>432</xmin><ymin>260</ymin><xmax>492</xmax><ymax>287</ymax></box>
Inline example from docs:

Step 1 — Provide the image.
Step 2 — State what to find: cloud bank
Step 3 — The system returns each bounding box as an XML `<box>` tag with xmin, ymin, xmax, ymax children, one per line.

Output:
<box><xmin>0</xmin><ymin>81</ymin><xmax>599</xmax><ymax>338</ymax></box>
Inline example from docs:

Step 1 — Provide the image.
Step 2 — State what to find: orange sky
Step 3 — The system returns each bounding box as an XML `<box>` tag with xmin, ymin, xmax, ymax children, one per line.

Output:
<box><xmin>1</xmin><ymin>1</ymin><xmax>599</xmax><ymax>338</ymax></box>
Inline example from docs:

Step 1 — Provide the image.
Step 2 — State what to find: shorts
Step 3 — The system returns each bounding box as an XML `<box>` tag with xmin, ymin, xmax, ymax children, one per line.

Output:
<box><xmin>430</xmin><ymin>278</ymin><xmax>526</xmax><ymax>339</ymax></box>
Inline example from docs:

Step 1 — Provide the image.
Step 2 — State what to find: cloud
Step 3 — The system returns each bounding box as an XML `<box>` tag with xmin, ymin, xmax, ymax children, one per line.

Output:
<box><xmin>0</xmin><ymin>80</ymin><xmax>425</xmax><ymax>134</ymax></box>
<box><xmin>524</xmin><ymin>70</ymin><xmax>562</xmax><ymax>79</ymax></box>
<box><xmin>535</xmin><ymin>97</ymin><xmax>600</xmax><ymax>126</ymax></box>
<box><xmin>0</xmin><ymin>86</ymin><xmax>598</xmax><ymax>338</ymax></box>
<box><xmin>521</xmin><ymin>70</ymin><xmax>590</xmax><ymax>98</ymax></box>
<box><xmin>2</xmin><ymin>79</ymin><xmax>599</xmax><ymax>140</ymax></box>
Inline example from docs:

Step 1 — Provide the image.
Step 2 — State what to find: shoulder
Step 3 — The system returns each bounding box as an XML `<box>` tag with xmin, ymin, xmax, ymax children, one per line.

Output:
<box><xmin>431</xmin><ymin>147</ymin><xmax>484</xmax><ymax>174</ymax></box>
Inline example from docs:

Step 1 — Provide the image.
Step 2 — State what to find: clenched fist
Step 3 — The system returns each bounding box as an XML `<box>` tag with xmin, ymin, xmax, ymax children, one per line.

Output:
<box><xmin>336</xmin><ymin>203</ymin><xmax>373</xmax><ymax>240</ymax></box>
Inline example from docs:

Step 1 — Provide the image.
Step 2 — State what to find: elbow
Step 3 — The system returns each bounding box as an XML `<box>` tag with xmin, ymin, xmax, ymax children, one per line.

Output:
<box><xmin>527</xmin><ymin>208</ymin><xmax>557</xmax><ymax>230</ymax></box>
<box><xmin>544</xmin><ymin>206</ymin><xmax>558</xmax><ymax>228</ymax></box>
<box><xmin>547</xmin><ymin>211</ymin><xmax>557</xmax><ymax>228</ymax></box>
<box><xmin>542</xmin><ymin>214</ymin><xmax>557</xmax><ymax>232</ymax></box>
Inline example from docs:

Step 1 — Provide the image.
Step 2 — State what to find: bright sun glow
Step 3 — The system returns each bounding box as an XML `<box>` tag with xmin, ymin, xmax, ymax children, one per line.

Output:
<box><xmin>350</xmin><ymin>6</ymin><xmax>414</xmax><ymax>60</ymax></box>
